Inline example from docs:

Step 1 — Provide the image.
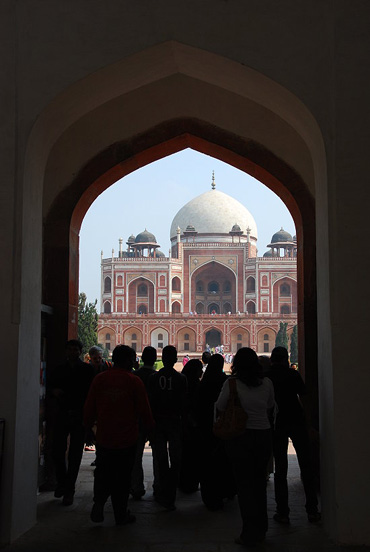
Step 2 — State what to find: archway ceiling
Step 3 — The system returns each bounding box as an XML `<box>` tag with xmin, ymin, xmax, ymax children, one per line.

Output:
<box><xmin>44</xmin><ymin>78</ymin><xmax>312</xmax><ymax>220</ymax></box>
<box><xmin>38</xmin><ymin>42</ymin><xmax>321</xmax><ymax>224</ymax></box>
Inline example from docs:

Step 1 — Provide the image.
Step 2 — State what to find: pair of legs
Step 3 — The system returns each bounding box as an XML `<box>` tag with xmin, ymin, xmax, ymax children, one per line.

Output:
<box><xmin>52</xmin><ymin>414</ymin><xmax>85</xmax><ymax>501</ymax></box>
<box><xmin>151</xmin><ymin>420</ymin><xmax>182</xmax><ymax>507</ymax></box>
<box><xmin>93</xmin><ymin>444</ymin><xmax>136</xmax><ymax>523</ymax></box>
<box><xmin>130</xmin><ymin>432</ymin><xmax>148</xmax><ymax>498</ymax></box>
<box><xmin>199</xmin><ymin>432</ymin><xmax>235</xmax><ymax>510</ymax></box>
<box><xmin>178</xmin><ymin>425</ymin><xmax>201</xmax><ymax>494</ymax></box>
<box><xmin>227</xmin><ymin>429</ymin><xmax>272</xmax><ymax>544</ymax></box>
<box><xmin>273</xmin><ymin>423</ymin><xmax>319</xmax><ymax>517</ymax></box>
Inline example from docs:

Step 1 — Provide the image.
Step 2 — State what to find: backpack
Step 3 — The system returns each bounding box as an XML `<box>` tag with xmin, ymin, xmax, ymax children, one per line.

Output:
<box><xmin>213</xmin><ymin>378</ymin><xmax>248</xmax><ymax>440</ymax></box>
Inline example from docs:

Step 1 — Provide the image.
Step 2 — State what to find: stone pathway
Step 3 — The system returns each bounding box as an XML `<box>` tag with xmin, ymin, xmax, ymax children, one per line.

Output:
<box><xmin>3</xmin><ymin>445</ymin><xmax>365</xmax><ymax>552</ymax></box>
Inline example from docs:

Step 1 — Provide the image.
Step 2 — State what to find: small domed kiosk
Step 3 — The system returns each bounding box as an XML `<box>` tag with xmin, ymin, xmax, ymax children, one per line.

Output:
<box><xmin>130</xmin><ymin>229</ymin><xmax>161</xmax><ymax>257</ymax></box>
<box><xmin>266</xmin><ymin>227</ymin><xmax>297</xmax><ymax>258</ymax></box>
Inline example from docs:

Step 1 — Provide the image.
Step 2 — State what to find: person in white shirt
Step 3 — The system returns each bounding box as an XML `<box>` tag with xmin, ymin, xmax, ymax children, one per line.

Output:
<box><xmin>216</xmin><ymin>347</ymin><xmax>275</xmax><ymax>546</ymax></box>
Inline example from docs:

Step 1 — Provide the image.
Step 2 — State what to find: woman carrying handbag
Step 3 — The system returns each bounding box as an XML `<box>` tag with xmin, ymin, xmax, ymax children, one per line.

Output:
<box><xmin>215</xmin><ymin>347</ymin><xmax>275</xmax><ymax>546</ymax></box>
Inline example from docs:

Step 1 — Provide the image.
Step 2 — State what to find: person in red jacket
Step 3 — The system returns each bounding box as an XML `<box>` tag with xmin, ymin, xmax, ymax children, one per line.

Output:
<box><xmin>84</xmin><ymin>345</ymin><xmax>154</xmax><ymax>525</ymax></box>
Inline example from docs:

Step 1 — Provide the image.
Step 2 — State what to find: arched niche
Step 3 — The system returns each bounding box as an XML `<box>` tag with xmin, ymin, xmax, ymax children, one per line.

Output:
<box><xmin>177</xmin><ymin>327</ymin><xmax>196</xmax><ymax>352</ymax></box>
<box><xmin>127</xmin><ymin>277</ymin><xmax>155</xmax><ymax>314</ymax></box>
<box><xmin>123</xmin><ymin>327</ymin><xmax>142</xmax><ymax>353</ymax></box>
<box><xmin>230</xmin><ymin>327</ymin><xmax>250</xmax><ymax>351</ymax></box>
<box><xmin>151</xmin><ymin>328</ymin><xmax>169</xmax><ymax>350</ymax></box>
<box><xmin>97</xmin><ymin>326</ymin><xmax>116</xmax><ymax>353</ymax></box>
<box><xmin>272</xmin><ymin>276</ymin><xmax>298</xmax><ymax>314</ymax></box>
<box><xmin>171</xmin><ymin>301</ymin><xmax>181</xmax><ymax>314</ymax></box>
<box><xmin>257</xmin><ymin>327</ymin><xmax>276</xmax><ymax>354</ymax></box>
<box><xmin>172</xmin><ymin>276</ymin><xmax>181</xmax><ymax>292</ymax></box>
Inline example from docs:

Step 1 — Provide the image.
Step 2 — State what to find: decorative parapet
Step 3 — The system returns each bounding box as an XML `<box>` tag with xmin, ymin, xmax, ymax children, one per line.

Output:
<box><xmin>101</xmin><ymin>256</ymin><xmax>170</xmax><ymax>263</ymax></box>
<box><xmin>183</xmin><ymin>242</ymin><xmax>246</xmax><ymax>248</ymax></box>
<box><xmin>98</xmin><ymin>312</ymin><xmax>297</xmax><ymax>320</ymax></box>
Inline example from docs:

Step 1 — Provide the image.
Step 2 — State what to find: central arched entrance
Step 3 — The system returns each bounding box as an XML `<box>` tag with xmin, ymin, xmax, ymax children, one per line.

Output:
<box><xmin>191</xmin><ymin>261</ymin><xmax>237</xmax><ymax>314</ymax></box>
<box><xmin>205</xmin><ymin>329</ymin><xmax>222</xmax><ymax>349</ymax></box>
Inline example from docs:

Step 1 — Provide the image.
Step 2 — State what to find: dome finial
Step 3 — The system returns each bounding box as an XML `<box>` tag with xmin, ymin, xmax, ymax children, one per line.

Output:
<box><xmin>211</xmin><ymin>171</ymin><xmax>216</xmax><ymax>190</ymax></box>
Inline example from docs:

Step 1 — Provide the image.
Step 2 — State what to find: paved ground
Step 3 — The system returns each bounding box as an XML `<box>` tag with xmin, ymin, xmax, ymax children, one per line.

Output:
<box><xmin>3</xmin><ymin>445</ymin><xmax>366</xmax><ymax>552</ymax></box>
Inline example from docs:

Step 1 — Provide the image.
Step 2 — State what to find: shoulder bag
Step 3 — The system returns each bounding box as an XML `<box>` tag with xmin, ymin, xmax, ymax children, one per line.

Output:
<box><xmin>213</xmin><ymin>378</ymin><xmax>248</xmax><ymax>440</ymax></box>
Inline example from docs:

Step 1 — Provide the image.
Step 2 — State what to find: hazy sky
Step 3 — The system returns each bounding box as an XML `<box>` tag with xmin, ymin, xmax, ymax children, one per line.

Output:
<box><xmin>79</xmin><ymin>149</ymin><xmax>295</xmax><ymax>306</ymax></box>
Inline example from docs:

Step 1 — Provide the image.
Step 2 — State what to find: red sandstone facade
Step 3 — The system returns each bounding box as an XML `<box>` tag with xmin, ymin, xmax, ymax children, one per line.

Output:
<box><xmin>98</xmin><ymin>186</ymin><xmax>297</xmax><ymax>356</ymax></box>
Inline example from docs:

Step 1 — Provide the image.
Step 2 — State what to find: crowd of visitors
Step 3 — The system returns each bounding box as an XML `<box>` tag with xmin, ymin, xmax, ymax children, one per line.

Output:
<box><xmin>204</xmin><ymin>343</ymin><xmax>234</xmax><ymax>365</ymax></box>
<box><xmin>49</xmin><ymin>340</ymin><xmax>320</xmax><ymax>545</ymax></box>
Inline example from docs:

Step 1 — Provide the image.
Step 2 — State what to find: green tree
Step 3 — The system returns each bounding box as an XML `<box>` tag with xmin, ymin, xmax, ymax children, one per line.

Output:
<box><xmin>290</xmin><ymin>324</ymin><xmax>298</xmax><ymax>364</ymax></box>
<box><xmin>275</xmin><ymin>322</ymin><xmax>289</xmax><ymax>351</ymax></box>
<box><xmin>78</xmin><ymin>292</ymin><xmax>98</xmax><ymax>356</ymax></box>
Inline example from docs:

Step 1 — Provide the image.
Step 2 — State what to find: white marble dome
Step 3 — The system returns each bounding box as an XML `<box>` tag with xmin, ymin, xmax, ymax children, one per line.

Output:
<box><xmin>170</xmin><ymin>189</ymin><xmax>258</xmax><ymax>240</ymax></box>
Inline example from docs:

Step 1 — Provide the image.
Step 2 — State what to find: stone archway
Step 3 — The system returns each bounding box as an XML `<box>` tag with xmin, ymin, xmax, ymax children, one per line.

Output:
<box><xmin>42</xmin><ymin>114</ymin><xmax>318</xmax><ymax>434</ymax></box>
<box><xmin>37</xmin><ymin>42</ymin><xmax>321</xmax><ymax>386</ymax></box>
<box><xmin>15</xmin><ymin>41</ymin><xmax>333</xmax><ymax>545</ymax></box>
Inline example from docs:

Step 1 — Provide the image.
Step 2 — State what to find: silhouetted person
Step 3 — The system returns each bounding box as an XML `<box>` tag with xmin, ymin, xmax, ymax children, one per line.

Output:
<box><xmin>196</xmin><ymin>353</ymin><xmax>236</xmax><ymax>510</ymax></box>
<box><xmin>85</xmin><ymin>346</ymin><xmax>111</xmax><ymax>454</ymax></box>
<box><xmin>130</xmin><ymin>345</ymin><xmax>157</xmax><ymax>499</ymax></box>
<box><xmin>259</xmin><ymin>355</ymin><xmax>274</xmax><ymax>479</ymax></box>
<box><xmin>148</xmin><ymin>345</ymin><xmax>187</xmax><ymax>510</ymax></box>
<box><xmin>266</xmin><ymin>346</ymin><xmax>320</xmax><ymax>524</ymax></box>
<box><xmin>89</xmin><ymin>345</ymin><xmax>111</xmax><ymax>376</ymax></box>
<box><xmin>216</xmin><ymin>348</ymin><xmax>275</xmax><ymax>546</ymax></box>
<box><xmin>178</xmin><ymin>358</ymin><xmax>203</xmax><ymax>493</ymax></box>
<box><xmin>201</xmin><ymin>350</ymin><xmax>212</xmax><ymax>373</ymax></box>
<box><xmin>49</xmin><ymin>339</ymin><xmax>94</xmax><ymax>505</ymax></box>
<box><xmin>84</xmin><ymin>345</ymin><xmax>154</xmax><ymax>525</ymax></box>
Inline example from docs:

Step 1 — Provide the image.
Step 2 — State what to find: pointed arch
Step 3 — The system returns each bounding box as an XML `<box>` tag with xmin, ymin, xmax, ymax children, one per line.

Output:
<box><xmin>127</xmin><ymin>276</ymin><xmax>155</xmax><ymax>314</ymax></box>
<box><xmin>191</xmin><ymin>260</ymin><xmax>237</xmax><ymax>314</ymax></box>
<box><xmin>257</xmin><ymin>327</ymin><xmax>276</xmax><ymax>354</ymax></box>
<box><xmin>30</xmin><ymin>43</ymin><xmax>326</xmax><ymax>519</ymax></box>
<box><xmin>172</xmin><ymin>276</ymin><xmax>181</xmax><ymax>292</ymax></box>
<box><xmin>151</xmin><ymin>328</ymin><xmax>169</xmax><ymax>350</ymax></box>
<box><xmin>171</xmin><ymin>301</ymin><xmax>181</xmax><ymax>313</ymax></box>
<box><xmin>104</xmin><ymin>276</ymin><xmax>112</xmax><ymax>293</ymax></box>
<box><xmin>177</xmin><ymin>327</ymin><xmax>196</xmax><ymax>352</ymax></box>
<box><xmin>230</xmin><ymin>327</ymin><xmax>250</xmax><ymax>351</ymax></box>
<box><xmin>123</xmin><ymin>327</ymin><xmax>143</xmax><ymax>352</ymax></box>
<box><xmin>98</xmin><ymin>325</ymin><xmax>116</xmax><ymax>352</ymax></box>
<box><xmin>246</xmin><ymin>301</ymin><xmax>256</xmax><ymax>314</ymax></box>
<box><xmin>246</xmin><ymin>276</ymin><xmax>256</xmax><ymax>293</ymax></box>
